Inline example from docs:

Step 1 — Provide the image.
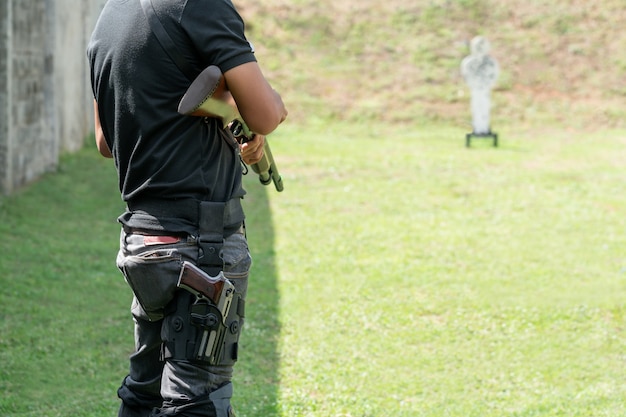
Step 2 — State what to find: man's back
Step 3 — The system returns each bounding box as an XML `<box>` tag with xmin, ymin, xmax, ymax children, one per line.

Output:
<box><xmin>87</xmin><ymin>0</ymin><xmax>255</xmax><ymax>210</ymax></box>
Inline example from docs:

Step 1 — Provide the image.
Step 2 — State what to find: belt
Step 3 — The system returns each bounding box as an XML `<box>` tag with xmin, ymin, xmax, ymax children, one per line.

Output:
<box><xmin>124</xmin><ymin>198</ymin><xmax>244</xmax><ymax>271</ymax></box>
<box><xmin>126</xmin><ymin>197</ymin><xmax>244</xmax><ymax>231</ymax></box>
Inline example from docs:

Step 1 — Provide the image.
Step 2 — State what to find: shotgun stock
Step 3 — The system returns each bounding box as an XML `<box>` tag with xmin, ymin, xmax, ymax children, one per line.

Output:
<box><xmin>178</xmin><ymin>66</ymin><xmax>283</xmax><ymax>192</ymax></box>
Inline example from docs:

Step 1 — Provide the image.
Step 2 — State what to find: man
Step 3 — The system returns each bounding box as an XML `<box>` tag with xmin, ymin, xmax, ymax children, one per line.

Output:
<box><xmin>87</xmin><ymin>0</ymin><xmax>287</xmax><ymax>416</ymax></box>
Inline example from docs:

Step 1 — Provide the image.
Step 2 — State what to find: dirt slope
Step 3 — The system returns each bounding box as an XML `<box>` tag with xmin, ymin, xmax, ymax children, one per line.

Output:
<box><xmin>236</xmin><ymin>0</ymin><xmax>626</xmax><ymax>130</ymax></box>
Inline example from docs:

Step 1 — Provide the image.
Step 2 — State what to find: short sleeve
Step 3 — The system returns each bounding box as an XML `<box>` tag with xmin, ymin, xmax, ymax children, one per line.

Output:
<box><xmin>181</xmin><ymin>0</ymin><xmax>257</xmax><ymax>73</ymax></box>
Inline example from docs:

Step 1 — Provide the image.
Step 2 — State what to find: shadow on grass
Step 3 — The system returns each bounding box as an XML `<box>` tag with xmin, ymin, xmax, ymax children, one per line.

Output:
<box><xmin>237</xmin><ymin>176</ymin><xmax>281</xmax><ymax>416</ymax></box>
<box><xmin>0</xmin><ymin>146</ymin><xmax>281</xmax><ymax>417</ymax></box>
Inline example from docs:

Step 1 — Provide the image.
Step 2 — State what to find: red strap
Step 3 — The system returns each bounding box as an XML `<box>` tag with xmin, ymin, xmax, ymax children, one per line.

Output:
<box><xmin>143</xmin><ymin>236</ymin><xmax>181</xmax><ymax>246</ymax></box>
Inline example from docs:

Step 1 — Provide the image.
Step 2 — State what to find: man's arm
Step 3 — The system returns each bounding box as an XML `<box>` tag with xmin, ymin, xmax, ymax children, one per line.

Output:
<box><xmin>224</xmin><ymin>61</ymin><xmax>287</xmax><ymax>136</ymax></box>
<box><xmin>93</xmin><ymin>99</ymin><xmax>113</xmax><ymax>158</ymax></box>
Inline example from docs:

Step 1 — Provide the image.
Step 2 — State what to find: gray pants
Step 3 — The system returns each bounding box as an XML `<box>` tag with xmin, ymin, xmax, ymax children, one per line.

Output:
<box><xmin>115</xmin><ymin>227</ymin><xmax>251</xmax><ymax>417</ymax></box>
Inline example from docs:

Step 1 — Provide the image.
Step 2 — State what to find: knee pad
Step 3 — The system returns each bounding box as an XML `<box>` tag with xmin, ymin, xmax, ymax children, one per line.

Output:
<box><xmin>148</xmin><ymin>382</ymin><xmax>235</xmax><ymax>417</ymax></box>
<box><xmin>117</xmin><ymin>376</ymin><xmax>162</xmax><ymax>417</ymax></box>
<box><xmin>209</xmin><ymin>382</ymin><xmax>236</xmax><ymax>417</ymax></box>
<box><xmin>162</xmin><ymin>288</ymin><xmax>245</xmax><ymax>366</ymax></box>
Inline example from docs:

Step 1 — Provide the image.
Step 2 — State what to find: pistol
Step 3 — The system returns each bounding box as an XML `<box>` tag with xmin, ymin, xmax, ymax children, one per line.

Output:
<box><xmin>177</xmin><ymin>261</ymin><xmax>234</xmax><ymax>323</ymax></box>
<box><xmin>178</xmin><ymin>261</ymin><xmax>235</xmax><ymax>362</ymax></box>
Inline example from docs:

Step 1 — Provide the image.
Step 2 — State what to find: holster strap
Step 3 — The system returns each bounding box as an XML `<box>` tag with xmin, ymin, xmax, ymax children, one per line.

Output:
<box><xmin>198</xmin><ymin>201</ymin><xmax>226</xmax><ymax>274</ymax></box>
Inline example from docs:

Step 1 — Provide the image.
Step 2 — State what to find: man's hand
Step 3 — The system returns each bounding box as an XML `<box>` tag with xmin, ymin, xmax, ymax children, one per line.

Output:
<box><xmin>240</xmin><ymin>134</ymin><xmax>266</xmax><ymax>165</ymax></box>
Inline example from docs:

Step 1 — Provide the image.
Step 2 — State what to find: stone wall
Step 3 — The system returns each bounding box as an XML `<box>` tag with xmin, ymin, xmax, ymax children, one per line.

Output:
<box><xmin>0</xmin><ymin>0</ymin><xmax>104</xmax><ymax>194</ymax></box>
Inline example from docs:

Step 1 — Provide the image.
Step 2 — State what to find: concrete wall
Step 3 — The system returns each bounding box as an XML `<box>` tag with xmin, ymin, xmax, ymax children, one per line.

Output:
<box><xmin>0</xmin><ymin>0</ymin><xmax>9</xmax><ymax>193</ymax></box>
<box><xmin>0</xmin><ymin>0</ymin><xmax>104</xmax><ymax>194</ymax></box>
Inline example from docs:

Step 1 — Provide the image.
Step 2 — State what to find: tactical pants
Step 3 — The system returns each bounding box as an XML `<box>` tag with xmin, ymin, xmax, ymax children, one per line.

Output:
<box><xmin>115</xmin><ymin>226</ymin><xmax>251</xmax><ymax>417</ymax></box>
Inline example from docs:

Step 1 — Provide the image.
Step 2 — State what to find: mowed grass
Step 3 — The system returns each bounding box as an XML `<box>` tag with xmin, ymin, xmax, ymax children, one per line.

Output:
<box><xmin>1</xmin><ymin>123</ymin><xmax>626</xmax><ymax>416</ymax></box>
<box><xmin>253</xmin><ymin>124</ymin><xmax>626</xmax><ymax>417</ymax></box>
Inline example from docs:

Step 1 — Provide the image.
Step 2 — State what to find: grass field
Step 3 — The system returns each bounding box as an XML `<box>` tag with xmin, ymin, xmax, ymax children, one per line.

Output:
<box><xmin>2</xmin><ymin>0</ymin><xmax>626</xmax><ymax>415</ymax></box>
<box><xmin>1</xmin><ymin>122</ymin><xmax>625</xmax><ymax>416</ymax></box>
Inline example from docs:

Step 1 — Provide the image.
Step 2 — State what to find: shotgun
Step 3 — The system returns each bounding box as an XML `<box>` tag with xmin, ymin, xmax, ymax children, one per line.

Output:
<box><xmin>178</xmin><ymin>66</ymin><xmax>284</xmax><ymax>192</ymax></box>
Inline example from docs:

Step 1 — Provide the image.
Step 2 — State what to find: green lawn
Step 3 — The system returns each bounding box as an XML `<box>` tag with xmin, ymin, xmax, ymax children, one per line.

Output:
<box><xmin>1</xmin><ymin>123</ymin><xmax>625</xmax><ymax>416</ymax></box>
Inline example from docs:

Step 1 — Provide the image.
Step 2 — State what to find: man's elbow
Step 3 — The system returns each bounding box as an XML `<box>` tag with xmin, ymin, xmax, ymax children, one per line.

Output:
<box><xmin>248</xmin><ymin>113</ymin><xmax>285</xmax><ymax>136</ymax></box>
<box><xmin>246</xmin><ymin>102</ymin><xmax>288</xmax><ymax>135</ymax></box>
<box><xmin>96</xmin><ymin>132</ymin><xmax>113</xmax><ymax>158</ymax></box>
<box><xmin>98</xmin><ymin>143</ymin><xmax>114</xmax><ymax>158</ymax></box>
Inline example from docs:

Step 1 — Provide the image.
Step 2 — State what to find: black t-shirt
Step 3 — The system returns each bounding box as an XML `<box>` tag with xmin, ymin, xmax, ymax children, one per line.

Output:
<box><xmin>87</xmin><ymin>0</ymin><xmax>256</xmax><ymax>233</ymax></box>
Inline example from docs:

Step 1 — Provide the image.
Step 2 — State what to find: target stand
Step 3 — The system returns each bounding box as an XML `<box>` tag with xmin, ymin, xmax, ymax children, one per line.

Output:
<box><xmin>466</xmin><ymin>131</ymin><xmax>498</xmax><ymax>147</ymax></box>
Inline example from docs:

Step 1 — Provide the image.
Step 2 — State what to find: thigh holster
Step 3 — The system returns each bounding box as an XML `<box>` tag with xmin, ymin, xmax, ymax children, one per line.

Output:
<box><xmin>161</xmin><ymin>199</ymin><xmax>246</xmax><ymax>366</ymax></box>
<box><xmin>161</xmin><ymin>290</ymin><xmax>245</xmax><ymax>366</ymax></box>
